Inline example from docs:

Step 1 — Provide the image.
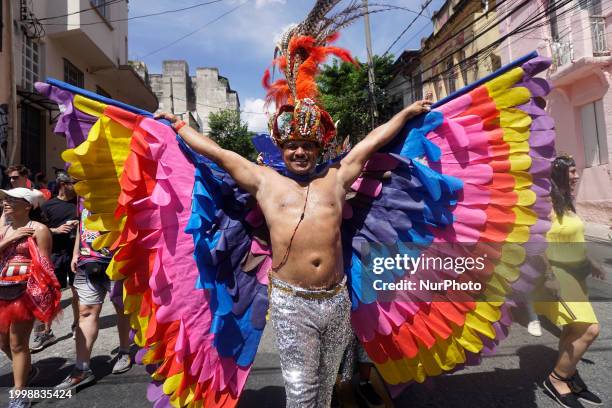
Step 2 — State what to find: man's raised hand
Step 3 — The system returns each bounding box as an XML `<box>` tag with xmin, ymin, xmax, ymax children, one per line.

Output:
<box><xmin>154</xmin><ymin>111</ymin><xmax>179</xmax><ymax>124</ymax></box>
<box><xmin>404</xmin><ymin>99</ymin><xmax>433</xmax><ymax>118</ymax></box>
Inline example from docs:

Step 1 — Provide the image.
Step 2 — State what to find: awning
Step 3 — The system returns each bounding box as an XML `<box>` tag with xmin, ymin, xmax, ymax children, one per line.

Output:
<box><xmin>17</xmin><ymin>87</ymin><xmax>61</xmax><ymax>123</ymax></box>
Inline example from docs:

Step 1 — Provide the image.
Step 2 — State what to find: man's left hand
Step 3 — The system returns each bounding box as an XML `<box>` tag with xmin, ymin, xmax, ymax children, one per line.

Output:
<box><xmin>404</xmin><ymin>99</ymin><xmax>432</xmax><ymax>118</ymax></box>
<box><xmin>154</xmin><ymin>111</ymin><xmax>179</xmax><ymax>124</ymax></box>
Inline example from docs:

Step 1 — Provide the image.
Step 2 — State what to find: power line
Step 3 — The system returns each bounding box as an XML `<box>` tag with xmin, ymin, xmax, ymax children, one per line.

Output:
<box><xmin>410</xmin><ymin>0</ymin><xmax>573</xmax><ymax>86</ymax></box>
<box><xmin>430</xmin><ymin>0</ymin><xmax>589</xmax><ymax>79</ymax></box>
<box><xmin>414</xmin><ymin>0</ymin><xmax>515</xmax><ymax>62</ymax></box>
<box><xmin>383</xmin><ymin>0</ymin><xmax>513</xmax><ymax>58</ymax></box>
<box><xmin>38</xmin><ymin>1</ymin><xmax>422</xmax><ymax>27</ymax></box>
<box><xmin>394</xmin><ymin>20</ymin><xmax>436</xmax><ymax>54</ymax></box>
<box><xmin>36</xmin><ymin>0</ymin><xmax>123</xmax><ymax>21</ymax></box>
<box><xmin>381</xmin><ymin>5</ymin><xmax>430</xmax><ymax>16</ymax></box>
<box><xmin>420</xmin><ymin>0</ymin><xmax>534</xmax><ymax>75</ymax></box>
<box><xmin>169</xmin><ymin>95</ymin><xmax>270</xmax><ymax>116</ymax></box>
<box><xmin>419</xmin><ymin>0</ymin><xmax>575</xmax><ymax>84</ymax></box>
<box><xmin>382</xmin><ymin>0</ymin><xmax>435</xmax><ymax>56</ymax></box>
<box><xmin>454</xmin><ymin>0</ymin><xmax>610</xmax><ymax>83</ymax></box>
<box><xmin>40</xmin><ymin>0</ymin><xmax>225</xmax><ymax>26</ymax></box>
<box><xmin>377</xmin><ymin>0</ymin><xmax>566</xmax><ymax>94</ymax></box>
<box><xmin>385</xmin><ymin>0</ymin><xmax>528</xmax><ymax>91</ymax></box>
<box><xmin>139</xmin><ymin>1</ymin><xmax>249</xmax><ymax>59</ymax></box>
<box><xmin>386</xmin><ymin>0</ymin><xmax>588</xmax><ymax>93</ymax></box>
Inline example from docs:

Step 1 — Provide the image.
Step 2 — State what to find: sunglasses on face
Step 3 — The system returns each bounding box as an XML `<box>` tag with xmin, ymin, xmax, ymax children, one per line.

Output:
<box><xmin>8</xmin><ymin>176</ymin><xmax>22</xmax><ymax>181</ymax></box>
<box><xmin>2</xmin><ymin>197</ymin><xmax>28</xmax><ymax>205</ymax></box>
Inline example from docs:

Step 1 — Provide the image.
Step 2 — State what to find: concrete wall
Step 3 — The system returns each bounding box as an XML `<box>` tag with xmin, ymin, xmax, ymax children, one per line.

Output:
<box><xmin>149</xmin><ymin>74</ymin><xmax>164</xmax><ymax>110</ymax></box>
<box><xmin>195</xmin><ymin>67</ymin><xmax>239</xmax><ymax>132</ymax></box>
<box><xmin>149</xmin><ymin>62</ymin><xmax>239</xmax><ymax>131</ymax></box>
<box><xmin>162</xmin><ymin>60</ymin><xmax>190</xmax><ymax>115</ymax></box>
<box><xmin>149</xmin><ymin>61</ymin><xmax>198</xmax><ymax>126</ymax></box>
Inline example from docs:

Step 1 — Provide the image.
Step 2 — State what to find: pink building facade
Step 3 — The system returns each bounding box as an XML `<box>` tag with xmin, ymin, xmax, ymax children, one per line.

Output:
<box><xmin>499</xmin><ymin>0</ymin><xmax>612</xmax><ymax>223</ymax></box>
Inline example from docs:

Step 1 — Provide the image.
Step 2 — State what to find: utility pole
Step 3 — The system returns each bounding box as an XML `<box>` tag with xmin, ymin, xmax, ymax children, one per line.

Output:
<box><xmin>363</xmin><ymin>0</ymin><xmax>379</xmax><ymax>129</ymax></box>
<box><xmin>169</xmin><ymin>77</ymin><xmax>175</xmax><ymax>114</ymax></box>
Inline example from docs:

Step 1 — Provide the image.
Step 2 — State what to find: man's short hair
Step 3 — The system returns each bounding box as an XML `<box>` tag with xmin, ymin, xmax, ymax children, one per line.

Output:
<box><xmin>34</xmin><ymin>172</ymin><xmax>46</xmax><ymax>183</ymax></box>
<box><xmin>56</xmin><ymin>172</ymin><xmax>76</xmax><ymax>184</ymax></box>
<box><xmin>6</xmin><ymin>165</ymin><xmax>30</xmax><ymax>177</ymax></box>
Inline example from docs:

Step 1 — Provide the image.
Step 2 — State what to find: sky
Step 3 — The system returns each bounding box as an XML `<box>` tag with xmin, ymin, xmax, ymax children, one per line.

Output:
<box><xmin>128</xmin><ymin>0</ymin><xmax>446</xmax><ymax>131</ymax></box>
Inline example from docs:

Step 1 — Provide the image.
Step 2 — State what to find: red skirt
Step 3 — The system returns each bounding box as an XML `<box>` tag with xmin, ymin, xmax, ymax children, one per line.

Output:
<box><xmin>0</xmin><ymin>240</ymin><xmax>62</xmax><ymax>332</ymax></box>
<box><xmin>0</xmin><ymin>294</ymin><xmax>35</xmax><ymax>333</ymax></box>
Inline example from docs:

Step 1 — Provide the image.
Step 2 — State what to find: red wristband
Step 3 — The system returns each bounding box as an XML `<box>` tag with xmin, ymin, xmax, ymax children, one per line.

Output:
<box><xmin>172</xmin><ymin>120</ymin><xmax>187</xmax><ymax>131</ymax></box>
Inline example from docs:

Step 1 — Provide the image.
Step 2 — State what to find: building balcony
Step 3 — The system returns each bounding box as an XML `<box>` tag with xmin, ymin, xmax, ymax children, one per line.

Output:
<box><xmin>46</xmin><ymin>29</ymin><xmax>157</xmax><ymax>111</ymax></box>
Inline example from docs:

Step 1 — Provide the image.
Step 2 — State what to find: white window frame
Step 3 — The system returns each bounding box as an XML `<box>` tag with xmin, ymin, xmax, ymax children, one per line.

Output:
<box><xmin>22</xmin><ymin>35</ymin><xmax>40</xmax><ymax>91</ymax></box>
<box><xmin>580</xmin><ymin>99</ymin><xmax>609</xmax><ymax>167</ymax></box>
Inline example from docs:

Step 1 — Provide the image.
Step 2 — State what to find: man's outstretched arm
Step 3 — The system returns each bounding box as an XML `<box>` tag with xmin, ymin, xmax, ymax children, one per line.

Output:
<box><xmin>337</xmin><ymin>99</ymin><xmax>432</xmax><ymax>190</ymax></box>
<box><xmin>156</xmin><ymin>113</ymin><xmax>263</xmax><ymax>195</ymax></box>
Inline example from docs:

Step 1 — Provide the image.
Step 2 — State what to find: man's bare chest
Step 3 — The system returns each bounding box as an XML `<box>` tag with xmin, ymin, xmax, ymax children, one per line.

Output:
<box><xmin>260</xmin><ymin>180</ymin><xmax>343</xmax><ymax>227</ymax></box>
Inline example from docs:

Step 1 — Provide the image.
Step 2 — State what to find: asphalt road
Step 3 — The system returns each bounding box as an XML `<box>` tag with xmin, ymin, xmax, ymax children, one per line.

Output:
<box><xmin>0</xmin><ymin>240</ymin><xmax>610</xmax><ymax>408</ymax></box>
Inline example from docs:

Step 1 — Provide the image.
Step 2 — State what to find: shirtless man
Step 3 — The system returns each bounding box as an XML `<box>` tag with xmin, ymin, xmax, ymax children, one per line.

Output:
<box><xmin>156</xmin><ymin>98</ymin><xmax>430</xmax><ymax>406</ymax></box>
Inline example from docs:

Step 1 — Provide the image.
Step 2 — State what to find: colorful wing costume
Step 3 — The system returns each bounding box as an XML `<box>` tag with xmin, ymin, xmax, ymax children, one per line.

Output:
<box><xmin>345</xmin><ymin>54</ymin><xmax>555</xmax><ymax>389</ymax></box>
<box><xmin>36</xmin><ymin>2</ymin><xmax>555</xmax><ymax>407</ymax></box>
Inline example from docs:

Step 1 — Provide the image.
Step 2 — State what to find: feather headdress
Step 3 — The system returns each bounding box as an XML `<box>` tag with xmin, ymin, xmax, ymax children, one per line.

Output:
<box><xmin>263</xmin><ymin>0</ymin><xmax>372</xmax><ymax>149</ymax></box>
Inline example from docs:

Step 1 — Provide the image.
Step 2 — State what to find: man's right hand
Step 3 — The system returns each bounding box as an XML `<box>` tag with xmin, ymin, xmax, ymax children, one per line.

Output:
<box><xmin>70</xmin><ymin>256</ymin><xmax>78</xmax><ymax>273</ymax></box>
<box><xmin>154</xmin><ymin>112</ymin><xmax>179</xmax><ymax>124</ymax></box>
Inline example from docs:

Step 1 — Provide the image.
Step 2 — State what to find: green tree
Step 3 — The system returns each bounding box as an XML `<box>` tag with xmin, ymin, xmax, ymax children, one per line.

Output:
<box><xmin>208</xmin><ymin>109</ymin><xmax>257</xmax><ymax>161</ymax></box>
<box><xmin>318</xmin><ymin>54</ymin><xmax>396</xmax><ymax>143</ymax></box>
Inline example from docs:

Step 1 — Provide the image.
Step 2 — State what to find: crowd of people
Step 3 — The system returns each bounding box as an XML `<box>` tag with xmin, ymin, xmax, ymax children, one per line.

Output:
<box><xmin>0</xmin><ymin>165</ymin><xmax>132</xmax><ymax>408</ymax></box>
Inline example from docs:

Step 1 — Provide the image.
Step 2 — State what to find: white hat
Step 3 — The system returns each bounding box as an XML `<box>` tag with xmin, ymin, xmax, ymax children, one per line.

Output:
<box><xmin>0</xmin><ymin>188</ymin><xmax>45</xmax><ymax>209</ymax></box>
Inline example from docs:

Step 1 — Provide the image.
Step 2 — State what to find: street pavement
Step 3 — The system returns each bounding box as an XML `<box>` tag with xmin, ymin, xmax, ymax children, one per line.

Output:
<box><xmin>0</xmin><ymin>241</ymin><xmax>610</xmax><ymax>408</ymax></box>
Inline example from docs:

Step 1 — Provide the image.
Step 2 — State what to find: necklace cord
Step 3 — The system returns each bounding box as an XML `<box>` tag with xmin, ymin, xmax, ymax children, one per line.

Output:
<box><xmin>271</xmin><ymin>184</ymin><xmax>310</xmax><ymax>272</ymax></box>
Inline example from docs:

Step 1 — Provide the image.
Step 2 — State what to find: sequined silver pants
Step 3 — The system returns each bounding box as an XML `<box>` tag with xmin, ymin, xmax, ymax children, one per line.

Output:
<box><xmin>269</xmin><ymin>276</ymin><xmax>352</xmax><ymax>408</ymax></box>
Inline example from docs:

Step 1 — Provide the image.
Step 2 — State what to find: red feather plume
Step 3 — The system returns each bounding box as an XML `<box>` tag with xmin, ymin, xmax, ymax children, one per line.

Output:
<box><xmin>288</xmin><ymin>34</ymin><xmax>354</xmax><ymax>100</ymax></box>
<box><xmin>263</xmin><ymin>56</ymin><xmax>291</xmax><ymax>107</ymax></box>
<box><xmin>262</xmin><ymin>33</ymin><xmax>354</xmax><ymax>106</ymax></box>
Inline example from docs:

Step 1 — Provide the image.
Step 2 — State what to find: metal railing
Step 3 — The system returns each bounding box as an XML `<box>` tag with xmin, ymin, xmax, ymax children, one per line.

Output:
<box><xmin>552</xmin><ymin>38</ymin><xmax>574</xmax><ymax>67</ymax></box>
<box><xmin>551</xmin><ymin>22</ymin><xmax>575</xmax><ymax>67</ymax></box>
<box><xmin>590</xmin><ymin>16</ymin><xmax>609</xmax><ymax>55</ymax></box>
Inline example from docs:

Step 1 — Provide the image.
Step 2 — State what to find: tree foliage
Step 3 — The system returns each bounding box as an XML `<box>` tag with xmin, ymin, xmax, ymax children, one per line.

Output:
<box><xmin>317</xmin><ymin>54</ymin><xmax>396</xmax><ymax>143</ymax></box>
<box><xmin>208</xmin><ymin>109</ymin><xmax>257</xmax><ymax>161</ymax></box>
